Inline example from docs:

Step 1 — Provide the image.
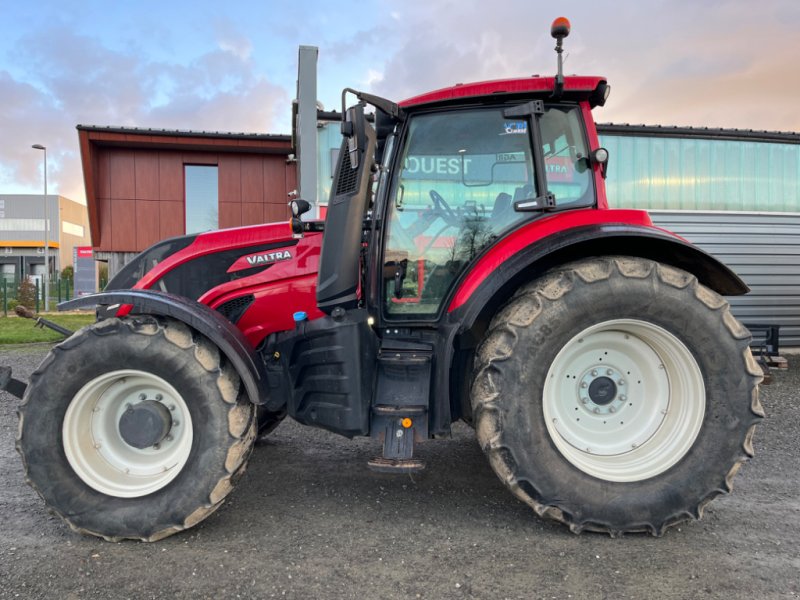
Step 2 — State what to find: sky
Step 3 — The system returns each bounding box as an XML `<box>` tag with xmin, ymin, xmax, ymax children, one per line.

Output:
<box><xmin>1</xmin><ymin>0</ymin><xmax>799</xmax><ymax>203</ymax></box>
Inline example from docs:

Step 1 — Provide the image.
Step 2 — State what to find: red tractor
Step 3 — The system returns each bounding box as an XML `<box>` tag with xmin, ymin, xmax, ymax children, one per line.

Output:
<box><xmin>4</xmin><ymin>19</ymin><xmax>762</xmax><ymax>540</ymax></box>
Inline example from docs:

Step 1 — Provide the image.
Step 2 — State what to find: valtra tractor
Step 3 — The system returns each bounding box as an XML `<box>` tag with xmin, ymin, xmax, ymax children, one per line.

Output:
<box><xmin>2</xmin><ymin>18</ymin><xmax>763</xmax><ymax>541</ymax></box>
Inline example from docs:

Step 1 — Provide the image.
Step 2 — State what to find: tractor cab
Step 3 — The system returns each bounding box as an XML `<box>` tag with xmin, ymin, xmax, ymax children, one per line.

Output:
<box><xmin>280</xmin><ymin>19</ymin><xmax>615</xmax><ymax>470</ymax></box>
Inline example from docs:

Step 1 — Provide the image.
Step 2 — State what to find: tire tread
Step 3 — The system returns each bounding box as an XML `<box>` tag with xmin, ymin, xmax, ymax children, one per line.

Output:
<box><xmin>16</xmin><ymin>316</ymin><xmax>256</xmax><ymax>542</ymax></box>
<box><xmin>472</xmin><ymin>256</ymin><xmax>763</xmax><ymax>536</ymax></box>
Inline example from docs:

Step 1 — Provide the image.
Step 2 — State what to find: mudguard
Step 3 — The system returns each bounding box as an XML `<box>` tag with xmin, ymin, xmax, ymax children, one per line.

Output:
<box><xmin>448</xmin><ymin>222</ymin><xmax>749</xmax><ymax>336</ymax></box>
<box><xmin>59</xmin><ymin>290</ymin><xmax>271</xmax><ymax>406</ymax></box>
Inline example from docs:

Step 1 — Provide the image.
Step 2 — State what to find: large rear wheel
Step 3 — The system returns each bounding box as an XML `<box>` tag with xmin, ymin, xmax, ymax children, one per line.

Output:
<box><xmin>472</xmin><ymin>256</ymin><xmax>763</xmax><ymax>535</ymax></box>
<box><xmin>17</xmin><ymin>316</ymin><xmax>256</xmax><ymax>541</ymax></box>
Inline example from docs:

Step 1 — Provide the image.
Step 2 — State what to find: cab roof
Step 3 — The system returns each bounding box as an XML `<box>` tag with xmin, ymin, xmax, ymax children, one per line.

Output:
<box><xmin>399</xmin><ymin>75</ymin><xmax>606</xmax><ymax>109</ymax></box>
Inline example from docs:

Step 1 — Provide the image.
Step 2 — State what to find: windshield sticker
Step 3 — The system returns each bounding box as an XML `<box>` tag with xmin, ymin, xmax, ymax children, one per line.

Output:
<box><xmin>501</xmin><ymin>121</ymin><xmax>528</xmax><ymax>135</ymax></box>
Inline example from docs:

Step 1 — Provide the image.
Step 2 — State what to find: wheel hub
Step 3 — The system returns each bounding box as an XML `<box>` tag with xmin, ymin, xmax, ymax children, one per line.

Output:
<box><xmin>587</xmin><ymin>374</ymin><xmax>618</xmax><ymax>406</ymax></box>
<box><xmin>118</xmin><ymin>400</ymin><xmax>172</xmax><ymax>449</ymax></box>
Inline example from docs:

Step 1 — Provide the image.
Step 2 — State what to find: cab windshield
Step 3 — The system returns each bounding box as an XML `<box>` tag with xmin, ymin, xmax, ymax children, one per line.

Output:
<box><xmin>382</xmin><ymin>104</ymin><xmax>594</xmax><ymax>318</ymax></box>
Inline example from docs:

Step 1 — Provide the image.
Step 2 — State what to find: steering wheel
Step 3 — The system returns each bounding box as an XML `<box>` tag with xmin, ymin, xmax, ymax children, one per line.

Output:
<box><xmin>429</xmin><ymin>190</ymin><xmax>460</xmax><ymax>226</ymax></box>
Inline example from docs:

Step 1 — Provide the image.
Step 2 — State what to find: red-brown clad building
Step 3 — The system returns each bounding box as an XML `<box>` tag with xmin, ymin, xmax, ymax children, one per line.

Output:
<box><xmin>77</xmin><ymin>125</ymin><xmax>296</xmax><ymax>276</ymax></box>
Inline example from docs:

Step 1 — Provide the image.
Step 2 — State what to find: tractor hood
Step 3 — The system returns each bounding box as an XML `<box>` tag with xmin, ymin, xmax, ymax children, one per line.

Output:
<box><xmin>106</xmin><ymin>221</ymin><xmax>302</xmax><ymax>293</ymax></box>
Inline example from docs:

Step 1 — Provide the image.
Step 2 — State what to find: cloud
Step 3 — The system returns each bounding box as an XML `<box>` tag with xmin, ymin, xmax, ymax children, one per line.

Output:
<box><xmin>361</xmin><ymin>0</ymin><xmax>800</xmax><ymax>131</ymax></box>
<box><xmin>0</xmin><ymin>24</ymin><xmax>286</xmax><ymax>202</ymax></box>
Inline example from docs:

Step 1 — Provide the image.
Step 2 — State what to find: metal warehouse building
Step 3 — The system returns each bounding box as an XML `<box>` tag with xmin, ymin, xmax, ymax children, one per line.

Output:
<box><xmin>0</xmin><ymin>194</ymin><xmax>91</xmax><ymax>284</ymax></box>
<box><xmin>598</xmin><ymin>124</ymin><xmax>800</xmax><ymax>347</ymax></box>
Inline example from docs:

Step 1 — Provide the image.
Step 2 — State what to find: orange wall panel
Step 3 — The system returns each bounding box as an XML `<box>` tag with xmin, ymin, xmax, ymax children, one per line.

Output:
<box><xmin>159</xmin><ymin>201</ymin><xmax>184</xmax><ymax>240</ymax></box>
<box><xmin>109</xmin><ymin>151</ymin><xmax>136</xmax><ymax>199</ymax></box>
<box><xmin>111</xmin><ymin>199</ymin><xmax>136</xmax><ymax>250</ymax></box>
<box><xmin>135</xmin><ymin>201</ymin><xmax>161</xmax><ymax>248</ymax></box>
<box><xmin>134</xmin><ymin>152</ymin><xmax>160</xmax><ymax>200</ymax></box>
<box><xmin>241</xmin><ymin>156</ymin><xmax>264</xmax><ymax>204</ymax></box>
<box><xmin>264</xmin><ymin>159</ymin><xmax>287</xmax><ymax>206</ymax></box>
<box><xmin>158</xmin><ymin>153</ymin><xmax>183</xmax><ymax>202</ymax></box>
<box><xmin>265</xmin><ymin>203</ymin><xmax>290</xmax><ymax>224</ymax></box>
<box><xmin>219</xmin><ymin>155</ymin><xmax>242</xmax><ymax>203</ymax></box>
<box><xmin>219</xmin><ymin>202</ymin><xmax>242</xmax><ymax>229</ymax></box>
<box><xmin>241</xmin><ymin>202</ymin><xmax>264</xmax><ymax>225</ymax></box>
<box><xmin>98</xmin><ymin>197</ymin><xmax>113</xmax><ymax>250</ymax></box>
<box><xmin>96</xmin><ymin>151</ymin><xmax>111</xmax><ymax>198</ymax></box>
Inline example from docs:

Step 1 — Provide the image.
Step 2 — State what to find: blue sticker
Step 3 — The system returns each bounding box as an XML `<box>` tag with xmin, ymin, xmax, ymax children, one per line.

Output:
<box><xmin>501</xmin><ymin>121</ymin><xmax>528</xmax><ymax>135</ymax></box>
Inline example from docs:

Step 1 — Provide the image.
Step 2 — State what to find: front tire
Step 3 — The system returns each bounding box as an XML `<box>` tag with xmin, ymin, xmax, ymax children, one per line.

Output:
<box><xmin>472</xmin><ymin>257</ymin><xmax>763</xmax><ymax>535</ymax></box>
<box><xmin>16</xmin><ymin>316</ymin><xmax>256</xmax><ymax>541</ymax></box>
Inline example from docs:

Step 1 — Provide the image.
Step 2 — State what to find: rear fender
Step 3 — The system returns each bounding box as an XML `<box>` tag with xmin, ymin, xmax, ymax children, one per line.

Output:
<box><xmin>448</xmin><ymin>223</ymin><xmax>748</xmax><ymax>342</ymax></box>
<box><xmin>445</xmin><ymin>223</ymin><xmax>748</xmax><ymax>424</ymax></box>
<box><xmin>59</xmin><ymin>290</ymin><xmax>272</xmax><ymax>407</ymax></box>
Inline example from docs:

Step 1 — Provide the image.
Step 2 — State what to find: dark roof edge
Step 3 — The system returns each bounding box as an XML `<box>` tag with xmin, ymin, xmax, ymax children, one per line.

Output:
<box><xmin>597</xmin><ymin>123</ymin><xmax>800</xmax><ymax>144</ymax></box>
<box><xmin>76</xmin><ymin>124</ymin><xmax>291</xmax><ymax>142</ymax></box>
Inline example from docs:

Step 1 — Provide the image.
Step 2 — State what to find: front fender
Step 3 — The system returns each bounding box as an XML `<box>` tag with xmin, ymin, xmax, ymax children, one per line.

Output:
<box><xmin>59</xmin><ymin>290</ymin><xmax>271</xmax><ymax>406</ymax></box>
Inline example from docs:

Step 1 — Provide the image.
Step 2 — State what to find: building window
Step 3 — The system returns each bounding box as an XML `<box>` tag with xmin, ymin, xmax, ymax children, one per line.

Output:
<box><xmin>62</xmin><ymin>221</ymin><xmax>85</xmax><ymax>237</ymax></box>
<box><xmin>185</xmin><ymin>165</ymin><xmax>219</xmax><ymax>234</ymax></box>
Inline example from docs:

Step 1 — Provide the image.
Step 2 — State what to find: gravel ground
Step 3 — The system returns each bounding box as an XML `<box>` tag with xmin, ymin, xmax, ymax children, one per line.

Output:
<box><xmin>1</xmin><ymin>344</ymin><xmax>798</xmax><ymax>600</ymax></box>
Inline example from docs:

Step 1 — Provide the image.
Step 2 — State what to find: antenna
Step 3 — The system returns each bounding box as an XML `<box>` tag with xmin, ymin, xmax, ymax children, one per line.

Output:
<box><xmin>550</xmin><ymin>16</ymin><xmax>571</xmax><ymax>99</ymax></box>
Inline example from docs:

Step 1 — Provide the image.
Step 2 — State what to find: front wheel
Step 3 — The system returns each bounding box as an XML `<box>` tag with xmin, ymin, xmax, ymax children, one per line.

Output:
<box><xmin>17</xmin><ymin>316</ymin><xmax>256</xmax><ymax>541</ymax></box>
<box><xmin>472</xmin><ymin>257</ymin><xmax>763</xmax><ymax>535</ymax></box>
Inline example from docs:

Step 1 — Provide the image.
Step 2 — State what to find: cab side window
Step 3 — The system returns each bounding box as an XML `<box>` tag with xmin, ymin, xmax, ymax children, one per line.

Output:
<box><xmin>382</xmin><ymin>104</ymin><xmax>594</xmax><ymax>318</ymax></box>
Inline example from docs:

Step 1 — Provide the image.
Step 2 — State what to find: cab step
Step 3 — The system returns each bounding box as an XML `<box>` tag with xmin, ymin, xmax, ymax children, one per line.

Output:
<box><xmin>367</xmin><ymin>457</ymin><xmax>425</xmax><ymax>473</ymax></box>
<box><xmin>367</xmin><ymin>340</ymin><xmax>433</xmax><ymax>472</ymax></box>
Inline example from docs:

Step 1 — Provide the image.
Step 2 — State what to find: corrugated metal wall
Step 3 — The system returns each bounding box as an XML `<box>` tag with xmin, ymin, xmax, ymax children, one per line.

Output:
<box><xmin>649</xmin><ymin>211</ymin><xmax>800</xmax><ymax>347</ymax></box>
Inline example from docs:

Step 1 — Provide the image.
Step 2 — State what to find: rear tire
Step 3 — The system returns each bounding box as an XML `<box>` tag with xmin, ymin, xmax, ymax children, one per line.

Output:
<box><xmin>16</xmin><ymin>316</ymin><xmax>256</xmax><ymax>541</ymax></box>
<box><xmin>472</xmin><ymin>256</ymin><xmax>763</xmax><ymax>535</ymax></box>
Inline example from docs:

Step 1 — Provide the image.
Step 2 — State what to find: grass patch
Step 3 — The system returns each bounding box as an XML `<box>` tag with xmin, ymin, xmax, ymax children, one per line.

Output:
<box><xmin>0</xmin><ymin>313</ymin><xmax>96</xmax><ymax>344</ymax></box>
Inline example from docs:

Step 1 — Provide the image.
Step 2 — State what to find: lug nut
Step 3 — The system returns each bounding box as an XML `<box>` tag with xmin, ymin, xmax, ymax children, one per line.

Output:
<box><xmin>609</xmin><ymin>406</ymin><xmax>616</xmax><ymax>413</ymax></box>
<box><xmin>593</xmin><ymin>407</ymin><xmax>600</xmax><ymax>414</ymax></box>
<box><xmin>155</xmin><ymin>394</ymin><xmax>163</xmax><ymax>401</ymax></box>
<box><xmin>581</xmin><ymin>398</ymin><xmax>588</xmax><ymax>404</ymax></box>
<box><xmin>591</xmin><ymin>370</ymin><xmax>598</xmax><ymax>377</ymax></box>
<box><xmin>606</xmin><ymin>369</ymin><xmax>613</xmax><ymax>376</ymax></box>
<box><xmin>618</xmin><ymin>379</ymin><xmax>625</xmax><ymax>386</ymax></box>
<box><xmin>581</xmin><ymin>382</ymin><xmax>588</xmax><ymax>389</ymax></box>
<box><xmin>138</xmin><ymin>394</ymin><xmax>146</xmax><ymax>401</ymax></box>
<box><xmin>620</xmin><ymin>395</ymin><xmax>627</xmax><ymax>401</ymax></box>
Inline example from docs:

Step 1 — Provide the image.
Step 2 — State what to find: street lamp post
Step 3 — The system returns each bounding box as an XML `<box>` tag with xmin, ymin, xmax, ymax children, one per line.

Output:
<box><xmin>31</xmin><ymin>144</ymin><xmax>49</xmax><ymax>311</ymax></box>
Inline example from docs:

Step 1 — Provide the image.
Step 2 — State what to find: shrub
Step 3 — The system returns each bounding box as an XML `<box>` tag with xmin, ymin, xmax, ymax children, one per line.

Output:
<box><xmin>17</xmin><ymin>276</ymin><xmax>37</xmax><ymax>310</ymax></box>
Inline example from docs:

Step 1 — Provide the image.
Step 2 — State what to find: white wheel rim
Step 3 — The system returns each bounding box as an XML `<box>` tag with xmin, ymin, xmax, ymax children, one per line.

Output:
<box><xmin>542</xmin><ymin>319</ymin><xmax>705</xmax><ymax>482</ymax></box>
<box><xmin>63</xmin><ymin>370</ymin><xmax>193</xmax><ymax>498</ymax></box>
